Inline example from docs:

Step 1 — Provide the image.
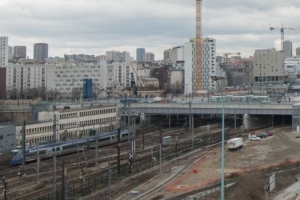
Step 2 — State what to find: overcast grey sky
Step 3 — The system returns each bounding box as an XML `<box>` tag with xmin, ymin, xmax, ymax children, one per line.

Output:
<box><xmin>1</xmin><ymin>0</ymin><xmax>300</xmax><ymax>60</ymax></box>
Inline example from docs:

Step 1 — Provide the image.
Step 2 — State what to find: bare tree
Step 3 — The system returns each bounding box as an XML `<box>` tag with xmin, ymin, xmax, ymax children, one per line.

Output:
<box><xmin>72</xmin><ymin>87</ymin><xmax>82</xmax><ymax>102</ymax></box>
<box><xmin>47</xmin><ymin>89</ymin><xmax>60</xmax><ymax>100</ymax></box>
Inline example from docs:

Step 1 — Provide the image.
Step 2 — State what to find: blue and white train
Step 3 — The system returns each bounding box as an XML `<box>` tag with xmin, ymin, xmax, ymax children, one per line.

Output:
<box><xmin>10</xmin><ymin>129</ymin><xmax>132</xmax><ymax>165</ymax></box>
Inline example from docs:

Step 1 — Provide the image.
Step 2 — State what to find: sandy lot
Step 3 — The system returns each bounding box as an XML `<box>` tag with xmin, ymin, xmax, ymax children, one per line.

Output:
<box><xmin>168</xmin><ymin>126</ymin><xmax>300</xmax><ymax>190</ymax></box>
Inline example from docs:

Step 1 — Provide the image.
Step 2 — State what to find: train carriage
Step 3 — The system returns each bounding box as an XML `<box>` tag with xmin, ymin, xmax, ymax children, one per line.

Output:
<box><xmin>10</xmin><ymin>129</ymin><xmax>132</xmax><ymax>165</ymax></box>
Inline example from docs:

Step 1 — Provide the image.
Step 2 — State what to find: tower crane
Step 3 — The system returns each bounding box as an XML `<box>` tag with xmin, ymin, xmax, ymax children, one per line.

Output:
<box><xmin>269</xmin><ymin>23</ymin><xmax>299</xmax><ymax>51</ymax></box>
<box><xmin>130</xmin><ymin>73</ymin><xmax>138</xmax><ymax>97</ymax></box>
<box><xmin>195</xmin><ymin>0</ymin><xmax>202</xmax><ymax>92</ymax></box>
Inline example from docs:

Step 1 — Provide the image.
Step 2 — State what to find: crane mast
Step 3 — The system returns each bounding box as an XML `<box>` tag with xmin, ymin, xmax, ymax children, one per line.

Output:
<box><xmin>195</xmin><ymin>0</ymin><xmax>202</xmax><ymax>92</ymax></box>
<box><xmin>130</xmin><ymin>73</ymin><xmax>138</xmax><ymax>97</ymax></box>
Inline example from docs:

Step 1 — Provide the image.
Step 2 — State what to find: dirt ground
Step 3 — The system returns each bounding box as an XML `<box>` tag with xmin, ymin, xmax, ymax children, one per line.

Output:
<box><xmin>115</xmin><ymin>126</ymin><xmax>300</xmax><ymax>200</ymax></box>
<box><xmin>166</xmin><ymin>126</ymin><xmax>300</xmax><ymax>192</ymax></box>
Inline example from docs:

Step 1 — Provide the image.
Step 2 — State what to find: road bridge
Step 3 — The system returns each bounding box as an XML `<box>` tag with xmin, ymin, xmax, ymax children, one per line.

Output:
<box><xmin>129</xmin><ymin>103</ymin><xmax>292</xmax><ymax>115</ymax></box>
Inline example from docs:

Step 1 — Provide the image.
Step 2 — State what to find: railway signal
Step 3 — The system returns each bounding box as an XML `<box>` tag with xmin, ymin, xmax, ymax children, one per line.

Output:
<box><xmin>128</xmin><ymin>153</ymin><xmax>134</xmax><ymax>173</ymax></box>
<box><xmin>2</xmin><ymin>177</ymin><xmax>6</xmax><ymax>200</ymax></box>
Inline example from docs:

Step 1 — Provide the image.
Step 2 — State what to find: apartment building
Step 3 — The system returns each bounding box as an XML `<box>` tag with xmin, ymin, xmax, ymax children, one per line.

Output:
<box><xmin>283</xmin><ymin>40</ymin><xmax>292</xmax><ymax>58</ymax></box>
<box><xmin>143</xmin><ymin>52</ymin><xmax>155</xmax><ymax>62</ymax></box>
<box><xmin>284</xmin><ymin>57</ymin><xmax>300</xmax><ymax>76</ymax></box>
<box><xmin>296</xmin><ymin>47</ymin><xmax>300</xmax><ymax>57</ymax></box>
<box><xmin>164</xmin><ymin>46</ymin><xmax>184</xmax><ymax>64</ymax></box>
<box><xmin>184</xmin><ymin>38</ymin><xmax>218</xmax><ymax>93</ymax></box>
<box><xmin>253</xmin><ymin>48</ymin><xmax>285</xmax><ymax>87</ymax></box>
<box><xmin>34</xmin><ymin>43</ymin><xmax>48</xmax><ymax>62</ymax></box>
<box><xmin>14</xmin><ymin>46</ymin><xmax>27</xmax><ymax>59</ymax></box>
<box><xmin>8</xmin><ymin>46</ymin><xmax>13</xmax><ymax>59</ymax></box>
<box><xmin>106</xmin><ymin>51</ymin><xmax>132</xmax><ymax>63</ymax></box>
<box><xmin>107</xmin><ymin>62</ymin><xmax>133</xmax><ymax>89</ymax></box>
<box><xmin>136</xmin><ymin>48</ymin><xmax>145</xmax><ymax>61</ymax></box>
<box><xmin>64</xmin><ymin>54</ymin><xmax>98</xmax><ymax>63</ymax></box>
<box><xmin>0</xmin><ymin>37</ymin><xmax>8</xmax><ymax>66</ymax></box>
<box><xmin>6</xmin><ymin>64</ymin><xmax>48</xmax><ymax>97</ymax></box>
<box><xmin>242</xmin><ymin>58</ymin><xmax>254</xmax><ymax>87</ymax></box>
<box><xmin>47</xmin><ymin>62</ymin><xmax>107</xmax><ymax>98</ymax></box>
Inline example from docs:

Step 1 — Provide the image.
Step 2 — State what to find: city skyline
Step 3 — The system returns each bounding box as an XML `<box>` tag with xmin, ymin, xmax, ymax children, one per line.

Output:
<box><xmin>1</xmin><ymin>0</ymin><xmax>300</xmax><ymax>59</ymax></box>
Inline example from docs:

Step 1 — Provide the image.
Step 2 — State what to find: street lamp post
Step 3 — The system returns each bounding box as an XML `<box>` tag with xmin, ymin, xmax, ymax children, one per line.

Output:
<box><xmin>211</xmin><ymin>76</ymin><xmax>225</xmax><ymax>200</ymax></box>
<box><xmin>272</xmin><ymin>115</ymin><xmax>274</xmax><ymax>128</ymax></box>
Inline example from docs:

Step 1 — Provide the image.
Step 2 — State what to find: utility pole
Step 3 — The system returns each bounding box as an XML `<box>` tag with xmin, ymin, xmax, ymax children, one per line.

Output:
<box><xmin>189</xmin><ymin>102</ymin><xmax>191</xmax><ymax>130</ymax></box>
<box><xmin>131</xmin><ymin>117</ymin><xmax>136</xmax><ymax>156</ymax></box>
<box><xmin>108</xmin><ymin>157</ymin><xmax>111</xmax><ymax>200</ymax></box>
<box><xmin>62</xmin><ymin>160</ymin><xmax>65</xmax><ymax>200</ymax></box>
<box><xmin>117</xmin><ymin>128</ymin><xmax>121</xmax><ymax>177</ymax></box>
<box><xmin>53</xmin><ymin>156</ymin><xmax>57</xmax><ymax>200</ymax></box>
<box><xmin>128</xmin><ymin>103</ymin><xmax>131</xmax><ymax>140</ymax></box>
<box><xmin>53</xmin><ymin>114</ymin><xmax>57</xmax><ymax>143</ymax></box>
<box><xmin>159</xmin><ymin>122</ymin><xmax>162</xmax><ymax>145</ymax></box>
<box><xmin>159</xmin><ymin>144</ymin><xmax>162</xmax><ymax>178</ymax></box>
<box><xmin>192</xmin><ymin>115</ymin><xmax>194</xmax><ymax>149</ymax></box>
<box><xmin>95</xmin><ymin>129</ymin><xmax>98</xmax><ymax>166</ymax></box>
<box><xmin>142</xmin><ymin>121</ymin><xmax>145</xmax><ymax>150</ymax></box>
<box><xmin>21</xmin><ymin>120</ymin><xmax>26</xmax><ymax>168</ymax></box>
<box><xmin>36</xmin><ymin>142</ymin><xmax>40</xmax><ymax>183</ymax></box>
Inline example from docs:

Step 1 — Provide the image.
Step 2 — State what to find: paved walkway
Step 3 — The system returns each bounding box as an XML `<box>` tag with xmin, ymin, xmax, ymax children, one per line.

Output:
<box><xmin>273</xmin><ymin>177</ymin><xmax>300</xmax><ymax>200</ymax></box>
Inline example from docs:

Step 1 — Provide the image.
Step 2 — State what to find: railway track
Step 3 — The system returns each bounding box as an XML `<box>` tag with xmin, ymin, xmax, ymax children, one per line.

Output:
<box><xmin>132</xmin><ymin>145</ymin><xmax>222</xmax><ymax>200</ymax></box>
<box><xmin>1</xmin><ymin>123</ymin><xmax>269</xmax><ymax>200</ymax></box>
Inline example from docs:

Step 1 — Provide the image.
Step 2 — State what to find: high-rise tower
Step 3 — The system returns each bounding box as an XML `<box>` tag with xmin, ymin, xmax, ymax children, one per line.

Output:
<box><xmin>34</xmin><ymin>43</ymin><xmax>48</xmax><ymax>62</ymax></box>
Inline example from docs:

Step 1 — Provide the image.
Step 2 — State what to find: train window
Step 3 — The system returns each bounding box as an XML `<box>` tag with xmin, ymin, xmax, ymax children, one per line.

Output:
<box><xmin>99</xmin><ymin>137</ymin><xmax>110</xmax><ymax>142</ymax></box>
<box><xmin>40</xmin><ymin>150</ymin><xmax>46</xmax><ymax>154</ymax></box>
<box><xmin>122</xmin><ymin>134</ymin><xmax>128</xmax><ymax>137</ymax></box>
<box><xmin>56</xmin><ymin>147</ymin><xmax>60</xmax><ymax>151</ymax></box>
<box><xmin>52</xmin><ymin>148</ymin><xmax>56</xmax><ymax>152</ymax></box>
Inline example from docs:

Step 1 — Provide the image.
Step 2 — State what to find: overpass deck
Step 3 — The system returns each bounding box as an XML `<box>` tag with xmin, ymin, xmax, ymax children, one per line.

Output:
<box><xmin>129</xmin><ymin>103</ymin><xmax>293</xmax><ymax>115</ymax></box>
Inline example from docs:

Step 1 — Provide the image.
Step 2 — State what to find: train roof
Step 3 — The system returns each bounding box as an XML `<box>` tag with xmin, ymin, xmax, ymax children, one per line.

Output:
<box><xmin>26</xmin><ymin>129</ymin><xmax>130</xmax><ymax>152</ymax></box>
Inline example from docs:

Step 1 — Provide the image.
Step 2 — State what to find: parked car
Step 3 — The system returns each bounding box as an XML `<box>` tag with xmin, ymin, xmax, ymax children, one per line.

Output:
<box><xmin>296</xmin><ymin>134</ymin><xmax>300</xmax><ymax>138</ymax></box>
<box><xmin>257</xmin><ymin>132</ymin><xmax>268</xmax><ymax>138</ymax></box>
<box><xmin>250</xmin><ymin>136</ymin><xmax>261</xmax><ymax>141</ymax></box>
<box><xmin>266</xmin><ymin>131</ymin><xmax>273</xmax><ymax>136</ymax></box>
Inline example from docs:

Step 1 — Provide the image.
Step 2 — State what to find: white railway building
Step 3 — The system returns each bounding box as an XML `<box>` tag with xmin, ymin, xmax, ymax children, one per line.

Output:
<box><xmin>16</xmin><ymin>105</ymin><xmax>118</xmax><ymax>146</ymax></box>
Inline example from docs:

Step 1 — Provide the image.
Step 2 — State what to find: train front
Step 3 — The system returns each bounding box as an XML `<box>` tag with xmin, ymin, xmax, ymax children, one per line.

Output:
<box><xmin>10</xmin><ymin>152</ymin><xmax>22</xmax><ymax>165</ymax></box>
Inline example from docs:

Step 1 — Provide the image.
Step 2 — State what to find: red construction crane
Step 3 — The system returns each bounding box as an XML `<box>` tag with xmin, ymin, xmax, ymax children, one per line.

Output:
<box><xmin>269</xmin><ymin>23</ymin><xmax>299</xmax><ymax>51</ymax></box>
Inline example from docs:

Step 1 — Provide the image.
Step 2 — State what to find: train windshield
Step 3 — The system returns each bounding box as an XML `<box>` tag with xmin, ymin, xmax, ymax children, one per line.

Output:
<box><xmin>10</xmin><ymin>152</ymin><xmax>22</xmax><ymax>165</ymax></box>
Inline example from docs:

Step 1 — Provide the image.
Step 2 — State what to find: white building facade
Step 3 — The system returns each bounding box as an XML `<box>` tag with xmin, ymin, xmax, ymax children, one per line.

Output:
<box><xmin>107</xmin><ymin>62</ymin><xmax>133</xmax><ymax>89</ymax></box>
<box><xmin>47</xmin><ymin>62</ymin><xmax>107</xmax><ymax>98</ymax></box>
<box><xmin>184</xmin><ymin>38</ymin><xmax>217</xmax><ymax>93</ymax></box>
<box><xmin>284</xmin><ymin>57</ymin><xmax>300</xmax><ymax>76</ymax></box>
<box><xmin>15</xmin><ymin>105</ymin><xmax>117</xmax><ymax>146</ymax></box>
<box><xmin>164</xmin><ymin>46</ymin><xmax>184</xmax><ymax>64</ymax></box>
<box><xmin>6</xmin><ymin>64</ymin><xmax>48</xmax><ymax>96</ymax></box>
<box><xmin>0</xmin><ymin>37</ymin><xmax>8</xmax><ymax>66</ymax></box>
